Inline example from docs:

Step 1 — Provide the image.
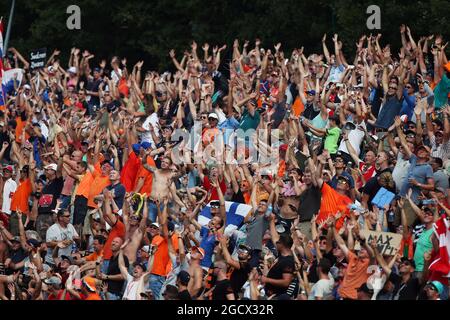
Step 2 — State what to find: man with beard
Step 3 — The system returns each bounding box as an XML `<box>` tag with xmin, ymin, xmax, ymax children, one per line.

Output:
<box><xmin>118</xmin><ymin>240</ymin><xmax>155</xmax><ymax>300</ymax></box>
<box><xmin>219</xmin><ymin>235</ymin><xmax>252</xmax><ymax>298</ymax></box>
<box><xmin>98</xmin><ymin>237</ymin><xmax>128</xmax><ymax>300</ymax></box>
<box><xmin>372</xmin><ymin>239</ymin><xmax>422</xmax><ymax>300</ymax></box>
<box><xmin>297</xmin><ymin>168</ymin><xmax>321</xmax><ymax>240</ymax></box>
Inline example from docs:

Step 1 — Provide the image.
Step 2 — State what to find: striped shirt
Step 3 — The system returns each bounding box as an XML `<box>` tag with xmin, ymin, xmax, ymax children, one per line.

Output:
<box><xmin>430</xmin><ymin>135</ymin><xmax>450</xmax><ymax>162</ymax></box>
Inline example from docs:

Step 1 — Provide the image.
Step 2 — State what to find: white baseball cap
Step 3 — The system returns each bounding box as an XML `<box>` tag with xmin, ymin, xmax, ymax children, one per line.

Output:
<box><xmin>208</xmin><ymin>113</ymin><xmax>218</xmax><ymax>120</ymax></box>
<box><xmin>68</xmin><ymin>66</ymin><xmax>77</xmax><ymax>74</ymax></box>
<box><xmin>44</xmin><ymin>163</ymin><xmax>58</xmax><ymax>171</ymax></box>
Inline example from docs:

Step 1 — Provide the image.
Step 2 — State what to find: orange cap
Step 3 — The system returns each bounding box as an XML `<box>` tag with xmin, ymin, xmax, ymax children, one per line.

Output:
<box><xmin>444</xmin><ymin>62</ymin><xmax>450</xmax><ymax>73</ymax></box>
<box><xmin>83</xmin><ymin>276</ymin><xmax>97</xmax><ymax>292</ymax></box>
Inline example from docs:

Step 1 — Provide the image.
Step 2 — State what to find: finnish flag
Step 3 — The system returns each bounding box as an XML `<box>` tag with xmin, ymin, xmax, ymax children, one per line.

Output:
<box><xmin>198</xmin><ymin>201</ymin><xmax>252</xmax><ymax>236</ymax></box>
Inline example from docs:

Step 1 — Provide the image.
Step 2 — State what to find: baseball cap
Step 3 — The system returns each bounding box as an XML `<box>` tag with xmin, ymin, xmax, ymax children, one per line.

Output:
<box><xmin>24</xmin><ymin>84</ymin><xmax>31</xmax><ymax>90</ymax></box>
<box><xmin>27</xmin><ymin>239</ymin><xmax>41</xmax><ymax>248</ymax></box>
<box><xmin>238</xmin><ymin>244</ymin><xmax>252</xmax><ymax>253</ymax></box>
<box><xmin>400</xmin><ymin>257</ymin><xmax>416</xmax><ymax>268</ymax></box>
<box><xmin>140</xmin><ymin>288</ymin><xmax>154</xmax><ymax>298</ymax></box>
<box><xmin>44</xmin><ymin>276</ymin><xmax>62</xmax><ymax>286</ymax></box>
<box><xmin>68</xmin><ymin>66</ymin><xmax>77</xmax><ymax>74</ymax></box>
<box><xmin>444</xmin><ymin>62</ymin><xmax>450</xmax><ymax>73</ymax></box>
<box><xmin>140</xmin><ymin>141</ymin><xmax>152</xmax><ymax>150</ymax></box>
<box><xmin>141</xmin><ymin>245</ymin><xmax>150</xmax><ymax>253</ymax></box>
<box><xmin>44</xmin><ymin>163</ymin><xmax>58</xmax><ymax>171</ymax></box>
<box><xmin>150</xmin><ymin>222</ymin><xmax>160</xmax><ymax>229</ymax></box>
<box><xmin>210</xmin><ymin>201</ymin><xmax>220</xmax><ymax>208</ymax></box>
<box><xmin>306</xmin><ymin>90</ymin><xmax>316</xmax><ymax>95</ymax></box>
<box><xmin>337</xmin><ymin>174</ymin><xmax>351</xmax><ymax>184</ymax></box>
<box><xmin>177</xmin><ymin>270</ymin><xmax>191</xmax><ymax>285</ymax></box>
<box><xmin>133</xmin><ymin>261</ymin><xmax>147</xmax><ymax>272</ymax></box>
<box><xmin>208</xmin><ymin>113</ymin><xmax>219</xmax><ymax>120</ymax></box>
<box><xmin>404</xmin><ymin>129</ymin><xmax>415</xmax><ymax>136</ymax></box>
<box><xmin>60</xmin><ymin>255</ymin><xmax>74</xmax><ymax>264</ymax></box>
<box><xmin>427</xmin><ymin>281</ymin><xmax>444</xmax><ymax>295</ymax></box>
<box><xmin>191</xmin><ymin>246</ymin><xmax>205</xmax><ymax>259</ymax></box>
<box><xmin>3</xmin><ymin>165</ymin><xmax>13</xmax><ymax>172</ymax></box>
<box><xmin>82</xmin><ymin>276</ymin><xmax>97</xmax><ymax>292</ymax></box>
<box><xmin>132</xmin><ymin>143</ymin><xmax>141</xmax><ymax>153</ymax></box>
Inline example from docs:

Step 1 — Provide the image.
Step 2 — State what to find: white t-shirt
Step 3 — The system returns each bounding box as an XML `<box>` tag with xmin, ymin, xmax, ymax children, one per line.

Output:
<box><xmin>111</xmin><ymin>69</ymin><xmax>123</xmax><ymax>85</ymax></box>
<box><xmin>308</xmin><ymin>277</ymin><xmax>334</xmax><ymax>300</ymax></box>
<box><xmin>2</xmin><ymin>178</ymin><xmax>17</xmax><ymax>215</ymax></box>
<box><xmin>338</xmin><ymin>122</ymin><xmax>366</xmax><ymax>156</ymax></box>
<box><xmin>141</xmin><ymin>113</ymin><xmax>160</xmax><ymax>148</ymax></box>
<box><xmin>123</xmin><ymin>274</ymin><xmax>140</xmax><ymax>300</ymax></box>
<box><xmin>45</xmin><ymin>223</ymin><xmax>79</xmax><ymax>265</ymax></box>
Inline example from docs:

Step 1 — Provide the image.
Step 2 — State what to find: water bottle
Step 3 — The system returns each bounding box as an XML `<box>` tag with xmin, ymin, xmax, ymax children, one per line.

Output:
<box><xmin>71</xmin><ymin>241</ymin><xmax>78</xmax><ymax>254</ymax></box>
<box><xmin>388</xmin><ymin>210</ymin><xmax>395</xmax><ymax>223</ymax></box>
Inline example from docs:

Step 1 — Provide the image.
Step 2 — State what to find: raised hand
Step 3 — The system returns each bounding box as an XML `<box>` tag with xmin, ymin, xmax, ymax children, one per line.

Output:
<box><xmin>202</xmin><ymin>43</ymin><xmax>210</xmax><ymax>51</ymax></box>
<box><xmin>274</xmin><ymin>43</ymin><xmax>282</xmax><ymax>52</ymax></box>
<box><xmin>399</xmin><ymin>24</ymin><xmax>406</xmax><ymax>34</ymax></box>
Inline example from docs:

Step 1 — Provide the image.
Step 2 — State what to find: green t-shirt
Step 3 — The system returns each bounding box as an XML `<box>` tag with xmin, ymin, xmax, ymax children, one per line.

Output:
<box><xmin>324</xmin><ymin>126</ymin><xmax>341</xmax><ymax>154</ymax></box>
<box><xmin>413</xmin><ymin>227</ymin><xmax>433</xmax><ymax>272</ymax></box>
<box><xmin>239</xmin><ymin>108</ymin><xmax>260</xmax><ymax>133</ymax></box>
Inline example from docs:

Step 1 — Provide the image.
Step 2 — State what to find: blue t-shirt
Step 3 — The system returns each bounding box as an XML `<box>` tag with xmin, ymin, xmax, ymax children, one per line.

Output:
<box><xmin>399</xmin><ymin>154</ymin><xmax>434</xmax><ymax>203</ymax></box>
<box><xmin>375</xmin><ymin>95</ymin><xmax>402</xmax><ymax>129</ymax></box>
<box><xmin>200</xmin><ymin>226</ymin><xmax>217</xmax><ymax>268</ymax></box>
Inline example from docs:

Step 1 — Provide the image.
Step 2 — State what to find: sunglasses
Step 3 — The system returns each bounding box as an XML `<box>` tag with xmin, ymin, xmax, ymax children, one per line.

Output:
<box><xmin>389</xmin><ymin>86</ymin><xmax>398</xmax><ymax>90</ymax></box>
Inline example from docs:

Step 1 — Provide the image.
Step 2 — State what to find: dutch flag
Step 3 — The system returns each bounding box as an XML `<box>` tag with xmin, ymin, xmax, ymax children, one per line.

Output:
<box><xmin>198</xmin><ymin>201</ymin><xmax>253</xmax><ymax>236</ymax></box>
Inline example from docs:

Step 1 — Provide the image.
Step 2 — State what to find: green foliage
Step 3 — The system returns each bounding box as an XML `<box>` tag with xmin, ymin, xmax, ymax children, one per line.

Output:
<box><xmin>0</xmin><ymin>0</ymin><xmax>449</xmax><ymax>71</ymax></box>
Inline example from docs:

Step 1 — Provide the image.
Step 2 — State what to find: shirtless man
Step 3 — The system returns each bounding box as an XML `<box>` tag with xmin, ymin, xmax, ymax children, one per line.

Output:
<box><xmin>141</xmin><ymin>151</ymin><xmax>185</xmax><ymax>222</ymax></box>
<box><xmin>121</xmin><ymin>193</ymin><xmax>149</xmax><ymax>264</ymax></box>
<box><xmin>187</xmin><ymin>246</ymin><xmax>205</xmax><ymax>298</ymax></box>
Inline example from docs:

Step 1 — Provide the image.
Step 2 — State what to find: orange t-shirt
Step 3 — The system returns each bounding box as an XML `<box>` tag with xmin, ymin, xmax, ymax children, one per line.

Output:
<box><xmin>338</xmin><ymin>251</ymin><xmax>370</xmax><ymax>300</ymax></box>
<box><xmin>133</xmin><ymin>156</ymin><xmax>156</xmax><ymax>196</ymax></box>
<box><xmin>15</xmin><ymin>117</ymin><xmax>30</xmax><ymax>143</ymax></box>
<box><xmin>151</xmin><ymin>234</ymin><xmax>179</xmax><ymax>276</ymax></box>
<box><xmin>103</xmin><ymin>220</ymin><xmax>125</xmax><ymax>260</ymax></box>
<box><xmin>317</xmin><ymin>183</ymin><xmax>351</xmax><ymax>230</ymax></box>
<box><xmin>85</xmin><ymin>249</ymin><xmax>104</xmax><ymax>262</ymax></box>
<box><xmin>10</xmin><ymin>178</ymin><xmax>32</xmax><ymax>214</ymax></box>
<box><xmin>87</xmin><ymin>163</ymin><xmax>111</xmax><ymax>208</ymax></box>
<box><xmin>76</xmin><ymin>172</ymin><xmax>94</xmax><ymax>199</ymax></box>
<box><xmin>84</xmin><ymin>293</ymin><xmax>101</xmax><ymax>300</ymax></box>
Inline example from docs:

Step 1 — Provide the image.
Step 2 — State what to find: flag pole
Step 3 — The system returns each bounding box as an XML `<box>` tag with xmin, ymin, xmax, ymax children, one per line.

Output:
<box><xmin>3</xmin><ymin>0</ymin><xmax>16</xmax><ymax>57</ymax></box>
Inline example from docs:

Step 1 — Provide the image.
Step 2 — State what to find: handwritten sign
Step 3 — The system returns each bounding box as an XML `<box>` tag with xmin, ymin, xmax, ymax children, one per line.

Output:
<box><xmin>360</xmin><ymin>230</ymin><xmax>402</xmax><ymax>256</ymax></box>
<box><xmin>30</xmin><ymin>48</ymin><xmax>47</xmax><ymax>70</ymax></box>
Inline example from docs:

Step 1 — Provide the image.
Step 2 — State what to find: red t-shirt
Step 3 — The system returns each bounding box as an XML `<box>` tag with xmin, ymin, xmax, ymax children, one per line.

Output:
<box><xmin>358</xmin><ymin>162</ymin><xmax>376</xmax><ymax>188</ymax></box>
<box><xmin>203</xmin><ymin>176</ymin><xmax>227</xmax><ymax>202</ymax></box>
<box><xmin>120</xmin><ymin>152</ymin><xmax>141</xmax><ymax>192</ymax></box>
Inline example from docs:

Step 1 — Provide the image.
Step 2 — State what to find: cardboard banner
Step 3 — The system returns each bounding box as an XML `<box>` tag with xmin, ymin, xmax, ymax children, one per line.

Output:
<box><xmin>30</xmin><ymin>48</ymin><xmax>47</xmax><ymax>70</ymax></box>
<box><xmin>359</xmin><ymin>230</ymin><xmax>402</xmax><ymax>256</ymax></box>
